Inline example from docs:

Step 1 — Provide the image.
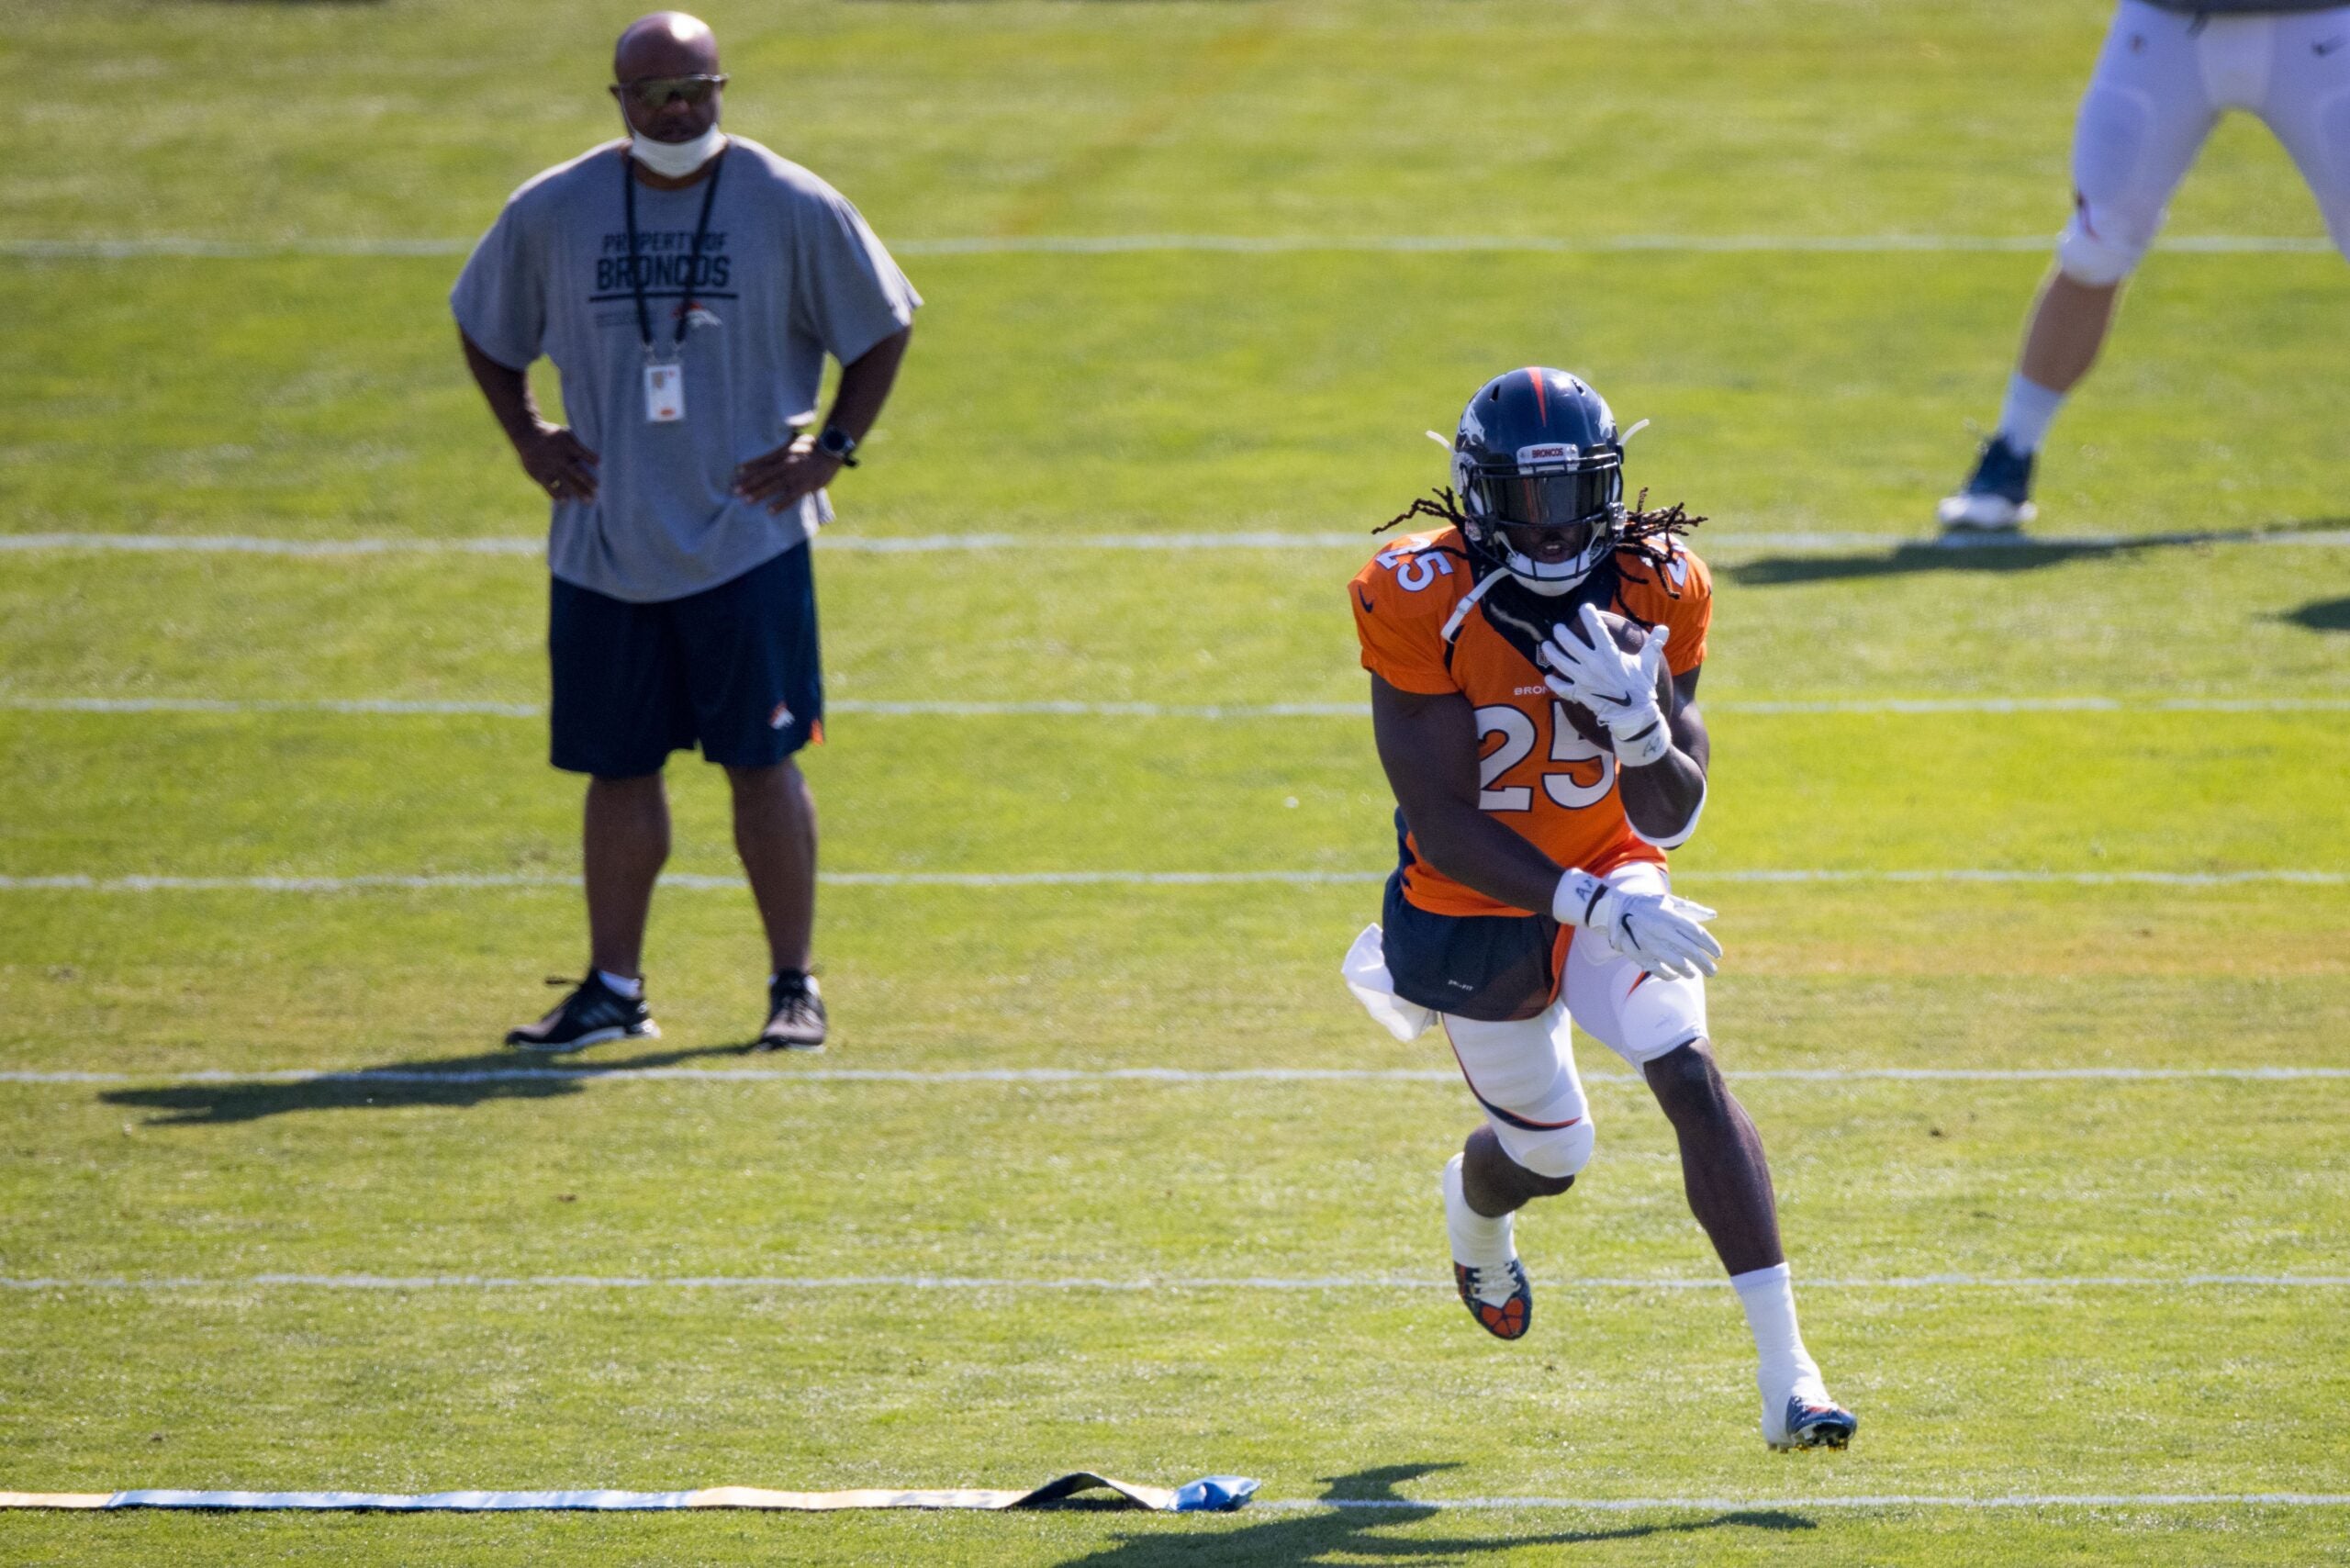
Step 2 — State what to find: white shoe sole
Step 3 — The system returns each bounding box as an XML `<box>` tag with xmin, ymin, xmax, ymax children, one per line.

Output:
<box><xmin>1936</xmin><ymin>494</ymin><xmax>2036</xmax><ymax>532</ymax></box>
<box><xmin>506</xmin><ymin>1020</ymin><xmax>659</xmax><ymax>1055</ymax></box>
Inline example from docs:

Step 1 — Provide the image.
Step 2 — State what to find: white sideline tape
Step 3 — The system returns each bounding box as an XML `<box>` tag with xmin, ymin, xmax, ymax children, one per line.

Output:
<box><xmin>3</xmin><ymin>1272</ymin><xmax>2346</xmax><ymax>1292</ymax></box>
<box><xmin>5</xmin><ymin>1065</ymin><xmax>2344</xmax><ymax>1087</ymax></box>
<box><xmin>9</xmin><ymin>695</ymin><xmax>2349</xmax><ymax>718</ymax></box>
<box><xmin>5</xmin><ymin>529</ymin><xmax>2348</xmax><ymax>555</ymax></box>
<box><xmin>0</xmin><ymin>869</ymin><xmax>2343</xmax><ymax>892</ymax></box>
<box><xmin>0</xmin><ymin>1473</ymin><xmax>1248</xmax><ymax>1513</ymax></box>
<box><xmin>2</xmin><ymin>233</ymin><xmax>2335</xmax><ymax>259</ymax></box>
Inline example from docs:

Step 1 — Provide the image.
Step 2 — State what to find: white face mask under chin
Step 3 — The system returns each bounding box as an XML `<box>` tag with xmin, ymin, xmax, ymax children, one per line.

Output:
<box><xmin>629</xmin><ymin>124</ymin><xmax>726</xmax><ymax>178</ymax></box>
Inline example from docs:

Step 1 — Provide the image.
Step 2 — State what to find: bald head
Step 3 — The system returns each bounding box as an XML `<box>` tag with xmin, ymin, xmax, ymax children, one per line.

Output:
<box><xmin>615</xmin><ymin>12</ymin><xmax>719</xmax><ymax>81</ymax></box>
<box><xmin>611</xmin><ymin>12</ymin><xmax>724</xmax><ymax>151</ymax></box>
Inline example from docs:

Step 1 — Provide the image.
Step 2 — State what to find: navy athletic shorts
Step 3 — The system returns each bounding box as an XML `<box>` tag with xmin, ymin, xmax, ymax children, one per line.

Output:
<box><xmin>547</xmin><ymin>544</ymin><xmax>822</xmax><ymax>778</ymax></box>
<box><xmin>1381</xmin><ymin>870</ymin><xmax>1565</xmax><ymax>1025</ymax></box>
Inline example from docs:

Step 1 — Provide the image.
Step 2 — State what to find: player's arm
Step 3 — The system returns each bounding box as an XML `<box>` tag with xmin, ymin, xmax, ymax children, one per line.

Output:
<box><xmin>459</xmin><ymin>329</ymin><xmax>599</xmax><ymax>501</ymax></box>
<box><xmin>1615</xmin><ymin>664</ymin><xmax>1707</xmax><ymax>848</ymax></box>
<box><xmin>1371</xmin><ymin>675</ymin><xmax>1564</xmax><ymax>915</ymax></box>
<box><xmin>1371</xmin><ymin>674</ymin><xmax>1719</xmax><ymax>978</ymax></box>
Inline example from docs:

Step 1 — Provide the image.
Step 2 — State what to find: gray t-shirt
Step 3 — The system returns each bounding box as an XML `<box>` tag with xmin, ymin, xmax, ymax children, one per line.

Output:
<box><xmin>452</xmin><ymin>137</ymin><xmax>920</xmax><ymax>602</ymax></box>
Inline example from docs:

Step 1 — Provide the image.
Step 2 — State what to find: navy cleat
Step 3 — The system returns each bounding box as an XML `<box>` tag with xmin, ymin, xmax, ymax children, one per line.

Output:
<box><xmin>1936</xmin><ymin>435</ymin><xmax>2037</xmax><ymax>535</ymax></box>
<box><xmin>1765</xmin><ymin>1394</ymin><xmax>1859</xmax><ymax>1451</ymax></box>
<box><xmin>754</xmin><ymin>972</ymin><xmax>827</xmax><ymax>1052</ymax></box>
<box><xmin>1453</xmin><ymin>1258</ymin><xmax>1533</xmax><ymax>1341</ymax></box>
<box><xmin>504</xmin><ymin>972</ymin><xmax>657</xmax><ymax>1054</ymax></box>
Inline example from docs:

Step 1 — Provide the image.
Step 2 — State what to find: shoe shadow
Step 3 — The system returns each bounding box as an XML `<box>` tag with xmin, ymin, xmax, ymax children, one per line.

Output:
<box><xmin>1729</xmin><ymin>515</ymin><xmax>2350</xmax><ymax>587</ymax></box>
<box><xmin>99</xmin><ymin>1042</ymin><xmax>757</xmax><ymax>1126</ymax></box>
<box><xmin>1043</xmin><ymin>1463</ymin><xmax>1815</xmax><ymax>1565</ymax></box>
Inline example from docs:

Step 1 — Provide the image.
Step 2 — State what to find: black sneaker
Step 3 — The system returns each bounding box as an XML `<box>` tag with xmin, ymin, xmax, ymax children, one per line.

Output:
<box><xmin>1936</xmin><ymin>434</ymin><xmax>2037</xmax><ymax>534</ymax></box>
<box><xmin>504</xmin><ymin>972</ymin><xmax>658</xmax><ymax>1054</ymax></box>
<box><xmin>755</xmin><ymin>973</ymin><xmax>827</xmax><ymax>1052</ymax></box>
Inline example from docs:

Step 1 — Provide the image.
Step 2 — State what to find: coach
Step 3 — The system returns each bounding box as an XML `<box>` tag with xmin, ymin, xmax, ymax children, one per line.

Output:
<box><xmin>453</xmin><ymin>11</ymin><xmax>917</xmax><ymax>1054</ymax></box>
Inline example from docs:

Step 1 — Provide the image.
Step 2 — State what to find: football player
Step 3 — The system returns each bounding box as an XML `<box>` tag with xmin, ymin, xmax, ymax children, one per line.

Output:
<box><xmin>1940</xmin><ymin>0</ymin><xmax>2350</xmax><ymax>533</ymax></box>
<box><xmin>1343</xmin><ymin>368</ymin><xmax>1856</xmax><ymax>1450</ymax></box>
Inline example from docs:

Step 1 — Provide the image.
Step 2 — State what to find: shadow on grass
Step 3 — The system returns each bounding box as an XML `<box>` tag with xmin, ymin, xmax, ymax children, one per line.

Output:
<box><xmin>98</xmin><ymin>1041</ymin><xmax>757</xmax><ymax>1125</ymax></box>
<box><xmin>1046</xmin><ymin>1463</ymin><xmax>1813</xmax><ymax>1564</ymax></box>
<box><xmin>2282</xmin><ymin>595</ymin><xmax>2350</xmax><ymax>633</ymax></box>
<box><xmin>1729</xmin><ymin>515</ymin><xmax>2350</xmax><ymax>588</ymax></box>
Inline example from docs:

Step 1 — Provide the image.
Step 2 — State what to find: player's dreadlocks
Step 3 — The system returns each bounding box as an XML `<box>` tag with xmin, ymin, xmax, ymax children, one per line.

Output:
<box><xmin>1372</xmin><ymin>487</ymin><xmax>1707</xmax><ymax>598</ymax></box>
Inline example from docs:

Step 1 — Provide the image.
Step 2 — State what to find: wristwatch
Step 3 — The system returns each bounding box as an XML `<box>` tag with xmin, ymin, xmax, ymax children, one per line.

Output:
<box><xmin>815</xmin><ymin>425</ymin><xmax>860</xmax><ymax>467</ymax></box>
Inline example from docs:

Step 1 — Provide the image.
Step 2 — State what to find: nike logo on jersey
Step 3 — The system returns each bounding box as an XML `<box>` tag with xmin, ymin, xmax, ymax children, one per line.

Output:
<box><xmin>2316</xmin><ymin>35</ymin><xmax>2346</xmax><ymax>55</ymax></box>
<box><xmin>1358</xmin><ymin>589</ymin><xmax>1377</xmax><ymax>613</ymax></box>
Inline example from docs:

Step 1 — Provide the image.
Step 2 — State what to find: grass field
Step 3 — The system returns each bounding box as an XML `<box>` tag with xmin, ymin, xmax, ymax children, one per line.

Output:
<box><xmin>4</xmin><ymin>0</ymin><xmax>2348</xmax><ymax>1562</ymax></box>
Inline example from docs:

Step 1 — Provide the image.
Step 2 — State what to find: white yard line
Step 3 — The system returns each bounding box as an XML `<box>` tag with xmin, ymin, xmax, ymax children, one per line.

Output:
<box><xmin>1</xmin><ymin>1272</ymin><xmax>2344</xmax><ymax>1292</ymax></box>
<box><xmin>0</xmin><ymin>869</ymin><xmax>2340</xmax><ymax>892</ymax></box>
<box><xmin>5</xmin><ymin>529</ymin><xmax>2347</xmax><ymax>555</ymax></box>
<box><xmin>1275</xmin><ymin>1492</ymin><xmax>2350</xmax><ymax>1513</ymax></box>
<box><xmin>3</xmin><ymin>233</ymin><xmax>2335</xmax><ymax>260</ymax></box>
<box><xmin>2</xmin><ymin>1066</ymin><xmax>2341</xmax><ymax>1087</ymax></box>
<box><xmin>0</xmin><ymin>1486</ymin><xmax>2341</xmax><ymax>1515</ymax></box>
<box><xmin>7</xmin><ymin>696</ymin><xmax>2346</xmax><ymax>718</ymax></box>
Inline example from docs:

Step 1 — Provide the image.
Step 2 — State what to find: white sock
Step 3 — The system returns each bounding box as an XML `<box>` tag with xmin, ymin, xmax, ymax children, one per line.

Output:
<box><xmin>596</xmin><ymin>969</ymin><xmax>643</xmax><ymax>1001</ymax></box>
<box><xmin>1731</xmin><ymin>1262</ymin><xmax>1827</xmax><ymax>1405</ymax></box>
<box><xmin>1441</xmin><ymin>1155</ymin><xmax>1516</xmax><ymax>1302</ymax></box>
<box><xmin>1995</xmin><ymin>372</ymin><xmax>2065</xmax><ymax>454</ymax></box>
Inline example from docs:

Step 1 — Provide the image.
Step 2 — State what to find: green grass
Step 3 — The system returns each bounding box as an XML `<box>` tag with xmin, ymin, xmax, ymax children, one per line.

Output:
<box><xmin>5</xmin><ymin>0</ymin><xmax>2350</xmax><ymax>1562</ymax></box>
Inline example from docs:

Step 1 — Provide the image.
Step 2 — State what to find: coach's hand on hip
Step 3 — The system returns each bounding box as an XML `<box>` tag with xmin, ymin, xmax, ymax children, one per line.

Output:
<box><xmin>520</xmin><ymin>420</ymin><xmax>601</xmax><ymax>501</ymax></box>
<box><xmin>732</xmin><ymin>433</ymin><xmax>836</xmax><ymax>515</ymax></box>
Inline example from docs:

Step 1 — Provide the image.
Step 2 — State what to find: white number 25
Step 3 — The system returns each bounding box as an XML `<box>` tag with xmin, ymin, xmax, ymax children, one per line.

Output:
<box><xmin>1378</xmin><ymin>546</ymin><xmax>1455</xmax><ymax>593</ymax></box>
<box><xmin>1474</xmin><ymin>702</ymin><xmax>1617</xmax><ymax>812</ymax></box>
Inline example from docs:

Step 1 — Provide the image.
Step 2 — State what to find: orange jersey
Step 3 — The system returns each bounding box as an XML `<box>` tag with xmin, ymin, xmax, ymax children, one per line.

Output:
<box><xmin>1350</xmin><ymin>528</ymin><xmax>1714</xmax><ymax>919</ymax></box>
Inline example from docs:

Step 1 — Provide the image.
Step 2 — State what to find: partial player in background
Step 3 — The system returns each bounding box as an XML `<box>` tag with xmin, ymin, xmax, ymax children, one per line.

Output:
<box><xmin>1343</xmin><ymin>369</ymin><xmax>1856</xmax><ymax>1450</ymax></box>
<box><xmin>1941</xmin><ymin>0</ymin><xmax>2350</xmax><ymax>534</ymax></box>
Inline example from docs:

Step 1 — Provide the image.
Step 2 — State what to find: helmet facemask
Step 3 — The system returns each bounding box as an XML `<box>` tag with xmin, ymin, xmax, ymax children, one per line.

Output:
<box><xmin>1457</xmin><ymin>443</ymin><xmax>1625</xmax><ymax>595</ymax></box>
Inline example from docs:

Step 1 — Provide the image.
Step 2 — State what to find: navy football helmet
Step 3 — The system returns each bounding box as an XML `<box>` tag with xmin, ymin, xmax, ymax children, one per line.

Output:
<box><xmin>1451</xmin><ymin>368</ymin><xmax>1626</xmax><ymax>593</ymax></box>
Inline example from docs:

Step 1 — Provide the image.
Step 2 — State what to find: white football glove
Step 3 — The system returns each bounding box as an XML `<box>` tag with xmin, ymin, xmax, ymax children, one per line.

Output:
<box><xmin>1551</xmin><ymin>869</ymin><xmax>1722</xmax><ymax>980</ymax></box>
<box><xmin>1539</xmin><ymin>603</ymin><xmax>1673</xmax><ymax>767</ymax></box>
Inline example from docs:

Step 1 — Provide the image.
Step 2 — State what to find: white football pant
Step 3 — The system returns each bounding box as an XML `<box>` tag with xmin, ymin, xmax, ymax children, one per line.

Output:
<box><xmin>2060</xmin><ymin>1</ymin><xmax>2350</xmax><ymax>283</ymax></box>
<box><xmin>1440</xmin><ymin>864</ymin><xmax>1709</xmax><ymax>1182</ymax></box>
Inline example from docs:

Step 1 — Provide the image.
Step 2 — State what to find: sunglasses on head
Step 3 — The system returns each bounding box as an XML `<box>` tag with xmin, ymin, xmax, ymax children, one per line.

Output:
<box><xmin>613</xmin><ymin>73</ymin><xmax>728</xmax><ymax>109</ymax></box>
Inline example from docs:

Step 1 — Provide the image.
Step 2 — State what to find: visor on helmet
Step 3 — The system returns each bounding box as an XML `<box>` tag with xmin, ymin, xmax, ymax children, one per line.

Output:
<box><xmin>1467</xmin><ymin>462</ymin><xmax>1622</xmax><ymax>531</ymax></box>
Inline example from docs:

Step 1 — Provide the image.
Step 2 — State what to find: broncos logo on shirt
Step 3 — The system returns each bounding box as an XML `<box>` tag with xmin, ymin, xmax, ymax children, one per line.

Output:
<box><xmin>1351</xmin><ymin>527</ymin><xmax>1712</xmax><ymax>919</ymax></box>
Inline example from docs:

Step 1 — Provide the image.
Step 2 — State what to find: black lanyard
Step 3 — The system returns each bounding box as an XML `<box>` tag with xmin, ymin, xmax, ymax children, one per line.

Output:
<box><xmin>621</xmin><ymin>144</ymin><xmax>726</xmax><ymax>358</ymax></box>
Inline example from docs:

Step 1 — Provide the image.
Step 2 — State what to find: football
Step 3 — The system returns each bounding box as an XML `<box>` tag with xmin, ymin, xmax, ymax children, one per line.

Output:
<box><xmin>1553</xmin><ymin>609</ymin><xmax>1675</xmax><ymax>750</ymax></box>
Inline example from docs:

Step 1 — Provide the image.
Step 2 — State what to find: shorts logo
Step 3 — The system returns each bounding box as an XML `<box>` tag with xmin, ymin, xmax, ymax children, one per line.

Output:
<box><xmin>769</xmin><ymin>701</ymin><xmax>794</xmax><ymax>731</ymax></box>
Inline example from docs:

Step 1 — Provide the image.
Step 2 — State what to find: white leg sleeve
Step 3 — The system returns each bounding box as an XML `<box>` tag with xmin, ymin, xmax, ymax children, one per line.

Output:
<box><xmin>2059</xmin><ymin>1</ymin><xmax>2220</xmax><ymax>285</ymax></box>
<box><xmin>1440</xmin><ymin>1005</ymin><xmax>1595</xmax><ymax>1181</ymax></box>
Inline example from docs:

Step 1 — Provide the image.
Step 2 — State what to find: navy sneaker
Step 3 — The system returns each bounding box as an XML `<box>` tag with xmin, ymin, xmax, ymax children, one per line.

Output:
<box><xmin>1764</xmin><ymin>1394</ymin><xmax>1859</xmax><ymax>1451</ymax></box>
<box><xmin>755</xmin><ymin>972</ymin><xmax>827</xmax><ymax>1052</ymax></box>
<box><xmin>1454</xmin><ymin>1258</ymin><xmax>1533</xmax><ymax>1340</ymax></box>
<box><xmin>1937</xmin><ymin>435</ymin><xmax>2037</xmax><ymax>533</ymax></box>
<box><xmin>504</xmin><ymin>972</ymin><xmax>657</xmax><ymax>1054</ymax></box>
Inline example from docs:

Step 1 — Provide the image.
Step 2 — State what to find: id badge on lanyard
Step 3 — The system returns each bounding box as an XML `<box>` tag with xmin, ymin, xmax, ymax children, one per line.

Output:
<box><xmin>622</xmin><ymin>145</ymin><xmax>725</xmax><ymax>426</ymax></box>
<box><xmin>644</xmin><ymin>352</ymin><xmax>685</xmax><ymax>424</ymax></box>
